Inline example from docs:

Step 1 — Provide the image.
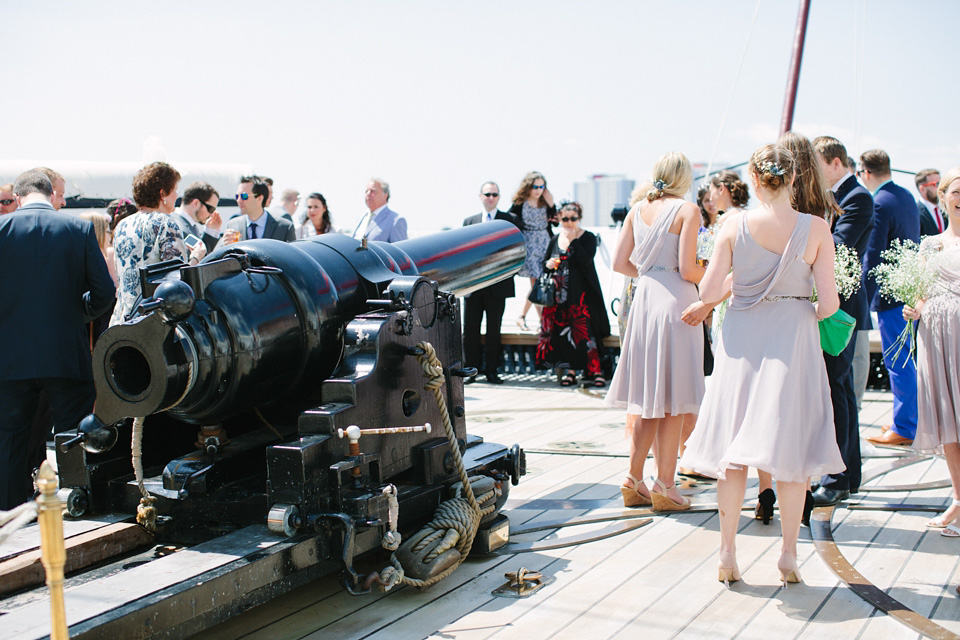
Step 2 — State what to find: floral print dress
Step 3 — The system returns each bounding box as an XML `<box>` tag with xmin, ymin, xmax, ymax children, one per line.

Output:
<box><xmin>535</xmin><ymin>232</ymin><xmax>606</xmax><ymax>377</ymax></box>
<box><xmin>110</xmin><ymin>212</ymin><xmax>188</xmax><ymax>326</ymax></box>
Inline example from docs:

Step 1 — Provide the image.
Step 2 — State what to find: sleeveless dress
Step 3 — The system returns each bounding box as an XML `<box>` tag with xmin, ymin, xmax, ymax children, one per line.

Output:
<box><xmin>517</xmin><ymin>202</ymin><xmax>551</xmax><ymax>278</ymax></box>
<box><xmin>605</xmin><ymin>200</ymin><xmax>704</xmax><ymax>417</ymax></box>
<box><xmin>680</xmin><ymin>213</ymin><xmax>845</xmax><ymax>483</ymax></box>
<box><xmin>912</xmin><ymin>239</ymin><xmax>960</xmax><ymax>452</ymax></box>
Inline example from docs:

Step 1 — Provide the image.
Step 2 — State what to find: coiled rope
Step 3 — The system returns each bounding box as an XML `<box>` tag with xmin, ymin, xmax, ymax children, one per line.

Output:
<box><xmin>376</xmin><ymin>341</ymin><xmax>500</xmax><ymax>591</ymax></box>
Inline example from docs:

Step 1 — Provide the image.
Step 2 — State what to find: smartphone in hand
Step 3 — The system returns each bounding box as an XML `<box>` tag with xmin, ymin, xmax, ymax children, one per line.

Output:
<box><xmin>184</xmin><ymin>234</ymin><xmax>202</xmax><ymax>250</ymax></box>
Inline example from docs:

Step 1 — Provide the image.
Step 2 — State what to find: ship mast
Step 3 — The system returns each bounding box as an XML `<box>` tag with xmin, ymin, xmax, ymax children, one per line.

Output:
<box><xmin>780</xmin><ymin>0</ymin><xmax>811</xmax><ymax>134</ymax></box>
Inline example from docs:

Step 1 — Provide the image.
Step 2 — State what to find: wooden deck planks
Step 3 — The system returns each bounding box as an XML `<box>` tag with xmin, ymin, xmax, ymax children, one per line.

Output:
<box><xmin>176</xmin><ymin>380</ymin><xmax>960</xmax><ymax>640</ymax></box>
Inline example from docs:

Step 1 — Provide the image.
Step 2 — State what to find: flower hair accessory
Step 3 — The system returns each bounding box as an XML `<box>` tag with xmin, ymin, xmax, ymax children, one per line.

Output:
<box><xmin>759</xmin><ymin>161</ymin><xmax>785</xmax><ymax>177</ymax></box>
<box><xmin>653</xmin><ymin>179</ymin><xmax>667</xmax><ymax>190</ymax></box>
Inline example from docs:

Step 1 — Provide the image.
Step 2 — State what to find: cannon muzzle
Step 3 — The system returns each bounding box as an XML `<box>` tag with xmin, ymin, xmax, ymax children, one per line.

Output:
<box><xmin>88</xmin><ymin>221</ymin><xmax>524</xmax><ymax>435</ymax></box>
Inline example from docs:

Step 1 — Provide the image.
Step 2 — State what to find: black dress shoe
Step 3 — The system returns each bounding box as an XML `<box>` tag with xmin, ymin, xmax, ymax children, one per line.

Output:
<box><xmin>484</xmin><ymin>373</ymin><xmax>504</xmax><ymax>385</ymax></box>
<box><xmin>812</xmin><ymin>487</ymin><xmax>850</xmax><ymax>506</ymax></box>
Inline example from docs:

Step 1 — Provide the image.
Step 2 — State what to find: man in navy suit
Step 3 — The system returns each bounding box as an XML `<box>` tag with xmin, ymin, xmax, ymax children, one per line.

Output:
<box><xmin>859</xmin><ymin>149</ymin><xmax>921</xmax><ymax>446</ymax></box>
<box><xmin>812</xmin><ymin>137</ymin><xmax>875</xmax><ymax>505</ymax></box>
<box><xmin>220</xmin><ymin>175</ymin><xmax>296</xmax><ymax>244</ymax></box>
<box><xmin>353</xmin><ymin>178</ymin><xmax>407</xmax><ymax>243</ymax></box>
<box><xmin>0</xmin><ymin>169</ymin><xmax>115</xmax><ymax>508</ymax></box>
<box><xmin>915</xmin><ymin>168</ymin><xmax>948</xmax><ymax>237</ymax></box>
<box><xmin>462</xmin><ymin>182</ymin><xmax>521</xmax><ymax>384</ymax></box>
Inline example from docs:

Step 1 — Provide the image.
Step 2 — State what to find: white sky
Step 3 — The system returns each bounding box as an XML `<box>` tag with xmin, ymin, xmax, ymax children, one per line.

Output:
<box><xmin>4</xmin><ymin>0</ymin><xmax>957</xmax><ymax>234</ymax></box>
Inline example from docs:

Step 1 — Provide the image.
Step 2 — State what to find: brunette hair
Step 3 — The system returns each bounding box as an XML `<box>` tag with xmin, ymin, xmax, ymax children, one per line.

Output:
<box><xmin>559</xmin><ymin>201</ymin><xmax>583</xmax><ymax>218</ymax></box>
<box><xmin>859</xmin><ymin>149</ymin><xmax>891</xmax><ymax>176</ymax></box>
<box><xmin>512</xmin><ymin>171</ymin><xmax>548</xmax><ymax>207</ymax></box>
<box><xmin>182</xmin><ymin>181</ymin><xmax>218</xmax><ymax>206</ymax></box>
<box><xmin>812</xmin><ymin>136</ymin><xmax>849</xmax><ymax>168</ymax></box>
<box><xmin>107</xmin><ymin>198</ymin><xmax>138</xmax><ymax>231</ymax></box>
<box><xmin>306</xmin><ymin>192</ymin><xmax>332</xmax><ymax>233</ymax></box>
<box><xmin>749</xmin><ymin>144</ymin><xmax>794</xmax><ymax>194</ymax></box>
<box><xmin>132</xmin><ymin>162</ymin><xmax>181</xmax><ymax>209</ymax></box>
<box><xmin>777</xmin><ymin>132</ymin><xmax>842</xmax><ymax>220</ymax></box>
<box><xmin>709</xmin><ymin>170</ymin><xmax>750</xmax><ymax>208</ymax></box>
<box><xmin>915</xmin><ymin>168</ymin><xmax>940</xmax><ymax>189</ymax></box>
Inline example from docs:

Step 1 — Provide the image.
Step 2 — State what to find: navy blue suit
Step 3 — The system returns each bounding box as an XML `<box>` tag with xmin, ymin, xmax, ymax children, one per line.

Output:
<box><xmin>820</xmin><ymin>175</ymin><xmax>874</xmax><ymax>492</ymax></box>
<box><xmin>462</xmin><ymin>210</ymin><xmax>521</xmax><ymax>377</ymax></box>
<box><xmin>863</xmin><ymin>180</ymin><xmax>920</xmax><ymax>439</ymax></box>
<box><xmin>0</xmin><ymin>201</ymin><xmax>116</xmax><ymax>508</ymax></box>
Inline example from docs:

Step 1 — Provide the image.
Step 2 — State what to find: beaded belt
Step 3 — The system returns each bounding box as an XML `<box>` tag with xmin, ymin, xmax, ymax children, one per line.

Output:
<box><xmin>761</xmin><ymin>295</ymin><xmax>811</xmax><ymax>302</ymax></box>
<box><xmin>647</xmin><ymin>266</ymin><xmax>679</xmax><ymax>273</ymax></box>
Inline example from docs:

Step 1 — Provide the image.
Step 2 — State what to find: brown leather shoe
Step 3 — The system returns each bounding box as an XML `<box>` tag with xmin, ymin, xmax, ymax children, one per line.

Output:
<box><xmin>881</xmin><ymin>424</ymin><xmax>892</xmax><ymax>433</ymax></box>
<box><xmin>866</xmin><ymin>430</ymin><xmax>913</xmax><ymax>446</ymax></box>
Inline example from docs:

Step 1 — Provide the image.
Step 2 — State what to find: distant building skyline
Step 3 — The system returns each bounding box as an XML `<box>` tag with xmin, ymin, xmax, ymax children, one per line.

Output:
<box><xmin>574</xmin><ymin>174</ymin><xmax>636</xmax><ymax>227</ymax></box>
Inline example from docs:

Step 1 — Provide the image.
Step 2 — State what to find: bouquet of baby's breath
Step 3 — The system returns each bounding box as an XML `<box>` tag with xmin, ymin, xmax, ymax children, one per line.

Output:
<box><xmin>834</xmin><ymin>244</ymin><xmax>862</xmax><ymax>301</ymax></box>
<box><xmin>811</xmin><ymin>243</ymin><xmax>862</xmax><ymax>303</ymax></box>
<box><xmin>869</xmin><ymin>239</ymin><xmax>939</xmax><ymax>364</ymax></box>
<box><xmin>697</xmin><ymin>227</ymin><xmax>716</xmax><ymax>262</ymax></box>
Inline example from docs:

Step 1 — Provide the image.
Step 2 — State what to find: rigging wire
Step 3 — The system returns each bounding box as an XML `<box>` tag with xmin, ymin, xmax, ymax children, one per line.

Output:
<box><xmin>853</xmin><ymin>0</ymin><xmax>866</xmax><ymax>156</ymax></box>
<box><xmin>705</xmin><ymin>0</ymin><xmax>764</xmax><ymax>178</ymax></box>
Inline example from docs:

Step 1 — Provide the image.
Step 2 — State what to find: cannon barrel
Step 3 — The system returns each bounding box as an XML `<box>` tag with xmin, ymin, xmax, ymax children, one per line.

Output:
<box><xmin>90</xmin><ymin>221</ymin><xmax>524</xmax><ymax>428</ymax></box>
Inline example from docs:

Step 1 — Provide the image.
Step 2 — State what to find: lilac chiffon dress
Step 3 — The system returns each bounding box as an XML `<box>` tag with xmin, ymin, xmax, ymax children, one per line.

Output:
<box><xmin>605</xmin><ymin>200</ymin><xmax>704</xmax><ymax>417</ymax></box>
<box><xmin>680</xmin><ymin>213</ymin><xmax>845</xmax><ymax>483</ymax></box>
<box><xmin>912</xmin><ymin>239</ymin><xmax>960</xmax><ymax>452</ymax></box>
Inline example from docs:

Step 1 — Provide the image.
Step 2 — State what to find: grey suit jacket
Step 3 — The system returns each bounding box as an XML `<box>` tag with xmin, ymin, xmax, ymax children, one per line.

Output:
<box><xmin>170</xmin><ymin>210</ymin><xmax>220</xmax><ymax>254</ymax></box>
<box><xmin>222</xmin><ymin>211</ymin><xmax>296</xmax><ymax>243</ymax></box>
<box><xmin>355</xmin><ymin>206</ymin><xmax>407</xmax><ymax>243</ymax></box>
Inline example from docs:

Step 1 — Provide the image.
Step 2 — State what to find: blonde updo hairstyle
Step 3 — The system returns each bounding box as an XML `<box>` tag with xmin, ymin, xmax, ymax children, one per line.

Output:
<box><xmin>749</xmin><ymin>144</ymin><xmax>794</xmax><ymax>194</ymax></box>
<box><xmin>938</xmin><ymin>167</ymin><xmax>960</xmax><ymax>208</ymax></box>
<box><xmin>640</xmin><ymin>151</ymin><xmax>693</xmax><ymax>202</ymax></box>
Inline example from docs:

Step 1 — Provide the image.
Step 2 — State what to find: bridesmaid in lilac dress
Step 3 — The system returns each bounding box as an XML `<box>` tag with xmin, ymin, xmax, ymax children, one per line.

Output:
<box><xmin>605</xmin><ymin>152</ymin><xmax>705</xmax><ymax>512</ymax></box>
<box><xmin>680</xmin><ymin>145</ymin><xmax>843</xmax><ymax>587</ymax></box>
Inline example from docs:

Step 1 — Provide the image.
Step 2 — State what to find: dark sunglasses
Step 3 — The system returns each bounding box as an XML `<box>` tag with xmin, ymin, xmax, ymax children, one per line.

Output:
<box><xmin>0</xmin><ymin>199</ymin><xmax>14</xmax><ymax>205</ymax></box>
<box><xmin>482</xmin><ymin>192</ymin><xmax>499</xmax><ymax>197</ymax></box>
<box><xmin>201</xmin><ymin>202</ymin><xmax>216</xmax><ymax>213</ymax></box>
<box><xmin>235</xmin><ymin>193</ymin><xmax>249</xmax><ymax>201</ymax></box>
<box><xmin>559</xmin><ymin>216</ymin><xmax>580</xmax><ymax>222</ymax></box>
<box><xmin>531</xmin><ymin>185</ymin><xmax>545</xmax><ymax>190</ymax></box>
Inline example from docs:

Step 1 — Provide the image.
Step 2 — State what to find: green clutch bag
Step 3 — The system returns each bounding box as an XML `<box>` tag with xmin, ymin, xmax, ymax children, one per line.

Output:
<box><xmin>819</xmin><ymin>308</ymin><xmax>856</xmax><ymax>356</ymax></box>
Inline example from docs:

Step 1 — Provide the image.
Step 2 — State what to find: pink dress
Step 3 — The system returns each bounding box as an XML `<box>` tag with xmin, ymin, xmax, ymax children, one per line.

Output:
<box><xmin>605</xmin><ymin>200</ymin><xmax>704</xmax><ymax>417</ymax></box>
<box><xmin>680</xmin><ymin>213</ymin><xmax>845</xmax><ymax>483</ymax></box>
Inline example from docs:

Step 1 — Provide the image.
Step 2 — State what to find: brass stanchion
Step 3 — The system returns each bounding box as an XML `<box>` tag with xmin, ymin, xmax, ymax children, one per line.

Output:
<box><xmin>37</xmin><ymin>460</ymin><xmax>68</xmax><ymax>640</ymax></box>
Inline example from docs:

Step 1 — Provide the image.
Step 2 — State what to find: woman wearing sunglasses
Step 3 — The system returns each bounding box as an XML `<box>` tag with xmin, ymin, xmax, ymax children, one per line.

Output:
<box><xmin>110</xmin><ymin>162</ymin><xmax>206</xmax><ymax>326</ymax></box>
<box><xmin>535</xmin><ymin>202</ymin><xmax>610</xmax><ymax>387</ymax></box>
<box><xmin>509</xmin><ymin>171</ymin><xmax>557</xmax><ymax>330</ymax></box>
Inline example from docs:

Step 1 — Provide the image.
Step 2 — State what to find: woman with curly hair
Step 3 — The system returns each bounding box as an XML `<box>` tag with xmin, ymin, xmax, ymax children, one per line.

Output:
<box><xmin>535</xmin><ymin>202</ymin><xmax>610</xmax><ymax>387</ymax></box>
<box><xmin>680</xmin><ymin>144</ymin><xmax>843</xmax><ymax>587</ymax></box>
<box><xmin>510</xmin><ymin>171</ymin><xmax>557</xmax><ymax>330</ymax></box>
<box><xmin>605</xmin><ymin>151</ymin><xmax>705</xmax><ymax>513</ymax></box>
<box><xmin>709</xmin><ymin>170</ymin><xmax>750</xmax><ymax>223</ymax></box>
<box><xmin>110</xmin><ymin>162</ymin><xmax>206</xmax><ymax>326</ymax></box>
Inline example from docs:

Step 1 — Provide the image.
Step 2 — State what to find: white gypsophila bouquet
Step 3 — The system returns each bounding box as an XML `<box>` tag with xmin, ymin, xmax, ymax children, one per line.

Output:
<box><xmin>869</xmin><ymin>239</ymin><xmax>940</xmax><ymax>364</ymax></box>
<box><xmin>834</xmin><ymin>244</ymin><xmax>862</xmax><ymax>301</ymax></box>
<box><xmin>697</xmin><ymin>227</ymin><xmax>716</xmax><ymax>262</ymax></box>
<box><xmin>810</xmin><ymin>243</ymin><xmax>862</xmax><ymax>303</ymax></box>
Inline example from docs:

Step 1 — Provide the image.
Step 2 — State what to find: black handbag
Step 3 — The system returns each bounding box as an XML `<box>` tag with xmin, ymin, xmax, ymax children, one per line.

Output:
<box><xmin>528</xmin><ymin>272</ymin><xmax>556</xmax><ymax>306</ymax></box>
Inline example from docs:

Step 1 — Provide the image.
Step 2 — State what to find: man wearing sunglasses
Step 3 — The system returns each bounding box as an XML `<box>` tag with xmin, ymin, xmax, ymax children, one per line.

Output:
<box><xmin>0</xmin><ymin>183</ymin><xmax>17</xmax><ymax>215</ymax></box>
<box><xmin>220</xmin><ymin>175</ymin><xmax>296</xmax><ymax>244</ymax></box>
<box><xmin>172</xmin><ymin>181</ymin><xmax>223</xmax><ymax>254</ymax></box>
<box><xmin>915</xmin><ymin>168</ymin><xmax>948</xmax><ymax>236</ymax></box>
<box><xmin>461</xmin><ymin>182</ymin><xmax>520</xmax><ymax>384</ymax></box>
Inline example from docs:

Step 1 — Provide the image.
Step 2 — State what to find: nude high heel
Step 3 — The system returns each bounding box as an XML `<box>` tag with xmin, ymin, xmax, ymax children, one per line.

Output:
<box><xmin>718</xmin><ymin>551</ymin><xmax>740</xmax><ymax>588</ymax></box>
<box><xmin>621</xmin><ymin>473</ymin><xmax>652</xmax><ymax>508</ymax></box>
<box><xmin>777</xmin><ymin>553</ymin><xmax>802</xmax><ymax>588</ymax></box>
<box><xmin>651</xmin><ymin>478</ymin><xmax>691</xmax><ymax>512</ymax></box>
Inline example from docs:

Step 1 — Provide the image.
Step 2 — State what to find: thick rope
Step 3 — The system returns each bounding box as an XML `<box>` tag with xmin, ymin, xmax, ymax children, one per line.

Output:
<box><xmin>377</xmin><ymin>341</ymin><xmax>489</xmax><ymax>591</ymax></box>
<box><xmin>131</xmin><ymin>360</ymin><xmax>194</xmax><ymax>532</ymax></box>
<box><xmin>0</xmin><ymin>501</ymin><xmax>39</xmax><ymax>545</ymax></box>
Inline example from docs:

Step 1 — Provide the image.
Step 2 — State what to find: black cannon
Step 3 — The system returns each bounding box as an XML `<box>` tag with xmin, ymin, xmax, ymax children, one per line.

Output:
<box><xmin>55</xmin><ymin>222</ymin><xmax>527</xmax><ymax>589</ymax></box>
